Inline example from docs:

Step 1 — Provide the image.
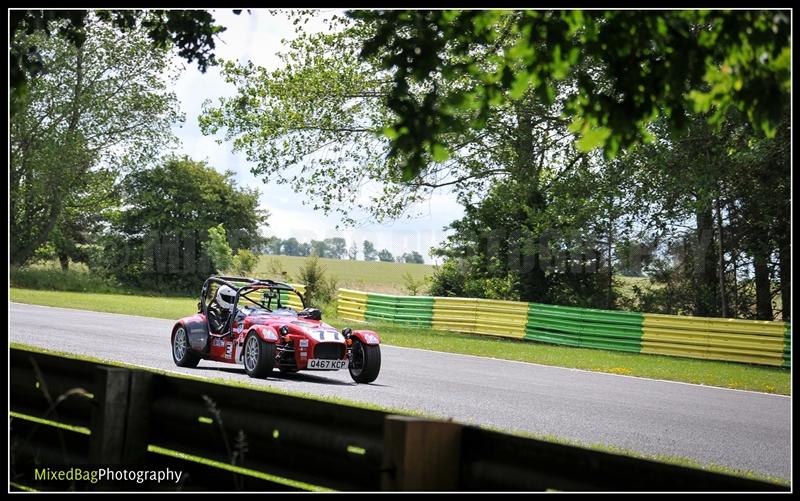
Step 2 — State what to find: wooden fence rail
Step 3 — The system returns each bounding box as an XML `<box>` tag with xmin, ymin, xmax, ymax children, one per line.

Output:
<box><xmin>9</xmin><ymin>347</ymin><xmax>787</xmax><ymax>492</ymax></box>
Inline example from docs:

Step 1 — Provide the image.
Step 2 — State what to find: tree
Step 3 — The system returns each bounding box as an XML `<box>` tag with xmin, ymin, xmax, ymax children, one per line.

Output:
<box><xmin>347</xmin><ymin>240</ymin><xmax>358</xmax><ymax>260</ymax></box>
<box><xmin>203</xmin><ymin>224</ymin><xmax>260</xmax><ymax>276</ymax></box>
<box><xmin>102</xmin><ymin>156</ymin><xmax>266</xmax><ymax>291</ymax></box>
<box><xmin>310</xmin><ymin>240</ymin><xmax>329</xmax><ymax>258</ymax></box>
<box><xmin>10</xmin><ymin>15</ymin><xmax>183</xmax><ymax>266</ymax></box>
<box><xmin>327</xmin><ymin>237</ymin><xmax>348</xmax><ymax>259</ymax></box>
<box><xmin>10</xmin><ymin>9</ymin><xmax>230</xmax><ymax>114</ymax></box>
<box><xmin>402</xmin><ymin>251</ymin><xmax>425</xmax><ymax>264</ymax></box>
<box><xmin>48</xmin><ymin>167</ymin><xmax>119</xmax><ymax>270</ymax></box>
<box><xmin>203</xmin><ymin>224</ymin><xmax>234</xmax><ymax>273</ymax></box>
<box><xmin>377</xmin><ymin>249</ymin><xmax>394</xmax><ymax>262</ymax></box>
<box><xmin>199</xmin><ymin>12</ymin><xmax>592</xmax><ymax>227</ymax></box>
<box><xmin>282</xmin><ymin>237</ymin><xmax>301</xmax><ymax>256</ymax></box>
<box><xmin>362</xmin><ymin>240</ymin><xmax>378</xmax><ymax>261</ymax></box>
<box><xmin>232</xmin><ymin>249</ymin><xmax>259</xmax><ymax>276</ymax></box>
<box><xmin>263</xmin><ymin>236</ymin><xmax>283</xmax><ymax>255</ymax></box>
<box><xmin>352</xmin><ymin>10</ymin><xmax>790</xmax><ymax>178</ymax></box>
<box><xmin>610</xmin><ymin>108</ymin><xmax>789</xmax><ymax>320</ymax></box>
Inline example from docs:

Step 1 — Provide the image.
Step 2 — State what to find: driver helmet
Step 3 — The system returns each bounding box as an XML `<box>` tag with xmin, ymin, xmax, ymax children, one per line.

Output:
<box><xmin>216</xmin><ymin>285</ymin><xmax>237</xmax><ymax>310</ymax></box>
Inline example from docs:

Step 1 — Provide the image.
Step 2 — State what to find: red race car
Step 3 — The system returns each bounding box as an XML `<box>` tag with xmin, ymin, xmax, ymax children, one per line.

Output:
<box><xmin>170</xmin><ymin>276</ymin><xmax>381</xmax><ymax>383</ymax></box>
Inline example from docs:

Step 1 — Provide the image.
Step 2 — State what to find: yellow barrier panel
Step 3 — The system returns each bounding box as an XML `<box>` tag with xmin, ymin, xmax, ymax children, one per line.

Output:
<box><xmin>337</xmin><ymin>289</ymin><xmax>368</xmax><ymax>322</ymax></box>
<box><xmin>432</xmin><ymin>297</ymin><xmax>478</xmax><ymax>333</ymax></box>
<box><xmin>474</xmin><ymin>299</ymin><xmax>528</xmax><ymax>339</ymax></box>
<box><xmin>430</xmin><ymin>297</ymin><xmax>528</xmax><ymax>339</ymax></box>
<box><xmin>642</xmin><ymin>314</ymin><xmax>786</xmax><ymax>366</ymax></box>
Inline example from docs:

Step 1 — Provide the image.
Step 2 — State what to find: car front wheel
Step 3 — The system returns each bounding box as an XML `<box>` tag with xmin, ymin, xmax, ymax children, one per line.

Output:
<box><xmin>349</xmin><ymin>339</ymin><xmax>381</xmax><ymax>383</ymax></box>
<box><xmin>243</xmin><ymin>331</ymin><xmax>275</xmax><ymax>378</ymax></box>
<box><xmin>172</xmin><ymin>326</ymin><xmax>200</xmax><ymax>368</ymax></box>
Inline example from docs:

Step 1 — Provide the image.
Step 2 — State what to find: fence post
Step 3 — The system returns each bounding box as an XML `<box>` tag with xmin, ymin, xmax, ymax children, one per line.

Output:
<box><xmin>89</xmin><ymin>367</ymin><xmax>130</xmax><ymax>464</ymax></box>
<box><xmin>122</xmin><ymin>370</ymin><xmax>153</xmax><ymax>464</ymax></box>
<box><xmin>381</xmin><ymin>415</ymin><xmax>462</xmax><ymax>491</ymax></box>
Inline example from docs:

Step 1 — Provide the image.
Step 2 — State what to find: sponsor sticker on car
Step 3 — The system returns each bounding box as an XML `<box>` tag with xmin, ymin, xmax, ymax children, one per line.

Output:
<box><xmin>307</xmin><ymin>359</ymin><xmax>346</xmax><ymax>370</ymax></box>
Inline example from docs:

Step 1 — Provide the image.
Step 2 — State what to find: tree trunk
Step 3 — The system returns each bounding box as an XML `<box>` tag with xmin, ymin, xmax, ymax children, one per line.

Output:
<box><xmin>607</xmin><ymin>234</ymin><xmax>613</xmax><ymax>310</ymax></box>
<box><xmin>694</xmin><ymin>207</ymin><xmax>718</xmax><ymax>317</ymax></box>
<box><xmin>715</xmin><ymin>196</ymin><xmax>727</xmax><ymax>317</ymax></box>
<box><xmin>731</xmin><ymin>251</ymin><xmax>739</xmax><ymax>318</ymax></box>
<box><xmin>753</xmin><ymin>249</ymin><xmax>773</xmax><ymax>320</ymax></box>
<box><xmin>778</xmin><ymin>240</ymin><xmax>790</xmax><ymax>321</ymax></box>
<box><xmin>59</xmin><ymin>252</ymin><xmax>69</xmax><ymax>272</ymax></box>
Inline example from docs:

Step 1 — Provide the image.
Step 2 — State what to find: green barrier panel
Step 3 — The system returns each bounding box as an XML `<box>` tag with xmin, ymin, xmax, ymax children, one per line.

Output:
<box><xmin>783</xmin><ymin>324</ymin><xmax>791</xmax><ymax>368</ymax></box>
<box><xmin>365</xmin><ymin>293</ymin><xmax>433</xmax><ymax>327</ymax></box>
<box><xmin>338</xmin><ymin>288</ymin><xmax>789</xmax><ymax>367</ymax></box>
<box><xmin>525</xmin><ymin>303</ymin><xmax>644</xmax><ymax>353</ymax></box>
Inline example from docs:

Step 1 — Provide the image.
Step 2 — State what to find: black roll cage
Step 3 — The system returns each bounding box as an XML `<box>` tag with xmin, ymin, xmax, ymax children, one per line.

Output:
<box><xmin>199</xmin><ymin>276</ymin><xmax>307</xmax><ymax>335</ymax></box>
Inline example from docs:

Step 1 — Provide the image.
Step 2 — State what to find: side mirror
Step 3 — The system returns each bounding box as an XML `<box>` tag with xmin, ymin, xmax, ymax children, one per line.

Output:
<box><xmin>197</xmin><ymin>301</ymin><xmax>202</xmax><ymax>313</ymax></box>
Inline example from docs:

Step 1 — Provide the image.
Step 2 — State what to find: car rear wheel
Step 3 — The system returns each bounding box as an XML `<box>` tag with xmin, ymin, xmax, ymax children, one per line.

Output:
<box><xmin>348</xmin><ymin>339</ymin><xmax>381</xmax><ymax>383</ymax></box>
<box><xmin>172</xmin><ymin>326</ymin><xmax>200</xmax><ymax>368</ymax></box>
<box><xmin>243</xmin><ymin>331</ymin><xmax>275</xmax><ymax>378</ymax></box>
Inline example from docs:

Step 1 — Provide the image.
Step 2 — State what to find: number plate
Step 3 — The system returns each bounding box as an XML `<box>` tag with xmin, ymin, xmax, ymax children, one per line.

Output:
<box><xmin>307</xmin><ymin>359</ymin><xmax>347</xmax><ymax>370</ymax></box>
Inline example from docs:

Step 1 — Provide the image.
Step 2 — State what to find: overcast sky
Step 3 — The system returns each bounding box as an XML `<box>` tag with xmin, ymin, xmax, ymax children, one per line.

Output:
<box><xmin>168</xmin><ymin>9</ymin><xmax>463</xmax><ymax>263</ymax></box>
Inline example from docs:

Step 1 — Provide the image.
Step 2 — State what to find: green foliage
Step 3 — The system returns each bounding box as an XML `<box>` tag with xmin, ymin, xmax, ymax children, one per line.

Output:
<box><xmin>203</xmin><ymin>224</ymin><xmax>234</xmax><ymax>273</ymax></box>
<box><xmin>10</xmin><ymin>16</ymin><xmax>182</xmax><ymax>266</ymax></box>
<box><xmin>11</xmin><ymin>266</ymin><xmax>124</xmax><ymax>294</ymax></box>
<box><xmin>362</xmin><ymin>240</ymin><xmax>377</xmax><ymax>261</ymax></box>
<box><xmin>401</xmin><ymin>272</ymin><xmax>428</xmax><ymax>296</ymax></box>
<box><xmin>10</xmin><ymin>9</ymin><xmax>228</xmax><ymax>114</ymax></box>
<box><xmin>377</xmin><ymin>249</ymin><xmax>394</xmax><ymax>262</ymax></box>
<box><xmin>309</xmin><ymin>238</ymin><xmax>348</xmax><ymax>259</ymax></box>
<box><xmin>401</xmin><ymin>251</ymin><xmax>425</xmax><ymax>264</ymax></box>
<box><xmin>296</xmin><ymin>254</ymin><xmax>338</xmax><ymax>306</ymax></box>
<box><xmin>428</xmin><ymin>260</ymin><xmax>468</xmax><ymax>298</ymax></box>
<box><xmin>232</xmin><ymin>249</ymin><xmax>258</xmax><ymax>276</ymax></box>
<box><xmin>99</xmin><ymin>156</ymin><xmax>266</xmax><ymax>293</ymax></box>
<box><xmin>352</xmin><ymin>10</ymin><xmax>790</xmax><ymax>178</ymax></box>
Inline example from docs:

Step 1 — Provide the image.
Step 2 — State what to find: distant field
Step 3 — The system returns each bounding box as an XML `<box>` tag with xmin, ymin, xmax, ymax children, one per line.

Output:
<box><xmin>256</xmin><ymin>255</ymin><xmax>434</xmax><ymax>294</ymax></box>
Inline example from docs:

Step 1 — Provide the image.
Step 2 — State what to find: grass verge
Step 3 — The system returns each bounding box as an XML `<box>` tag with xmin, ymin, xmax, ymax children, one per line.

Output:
<box><xmin>10</xmin><ymin>288</ymin><xmax>791</xmax><ymax>395</ymax></box>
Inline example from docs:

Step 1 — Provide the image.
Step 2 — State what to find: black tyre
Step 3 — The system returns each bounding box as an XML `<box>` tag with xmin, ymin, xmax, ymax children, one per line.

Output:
<box><xmin>243</xmin><ymin>331</ymin><xmax>276</xmax><ymax>378</ymax></box>
<box><xmin>349</xmin><ymin>339</ymin><xmax>381</xmax><ymax>383</ymax></box>
<box><xmin>172</xmin><ymin>326</ymin><xmax>200</xmax><ymax>368</ymax></box>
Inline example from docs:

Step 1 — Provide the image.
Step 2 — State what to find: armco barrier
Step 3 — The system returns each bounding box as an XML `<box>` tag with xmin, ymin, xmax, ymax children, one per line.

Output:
<box><xmin>366</xmin><ymin>292</ymin><xmax>433</xmax><ymax>327</ymax></box>
<box><xmin>9</xmin><ymin>347</ymin><xmax>786</xmax><ymax>492</ymax></box>
<box><xmin>337</xmin><ymin>289</ymin><xmax>790</xmax><ymax>368</ymax></box>
<box><xmin>526</xmin><ymin>304</ymin><xmax>643</xmax><ymax>353</ymax></box>
<box><xmin>641</xmin><ymin>314</ymin><xmax>788</xmax><ymax>366</ymax></box>
<box><xmin>338</xmin><ymin>289</ymin><xmax>368</xmax><ymax>322</ymax></box>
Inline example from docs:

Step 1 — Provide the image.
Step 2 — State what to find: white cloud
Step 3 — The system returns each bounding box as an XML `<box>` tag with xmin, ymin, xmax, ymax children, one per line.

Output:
<box><xmin>169</xmin><ymin>9</ymin><xmax>464</xmax><ymax>262</ymax></box>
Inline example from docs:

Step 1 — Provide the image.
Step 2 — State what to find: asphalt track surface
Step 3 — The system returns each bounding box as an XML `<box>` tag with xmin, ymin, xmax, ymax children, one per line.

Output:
<box><xmin>8</xmin><ymin>302</ymin><xmax>791</xmax><ymax>480</ymax></box>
